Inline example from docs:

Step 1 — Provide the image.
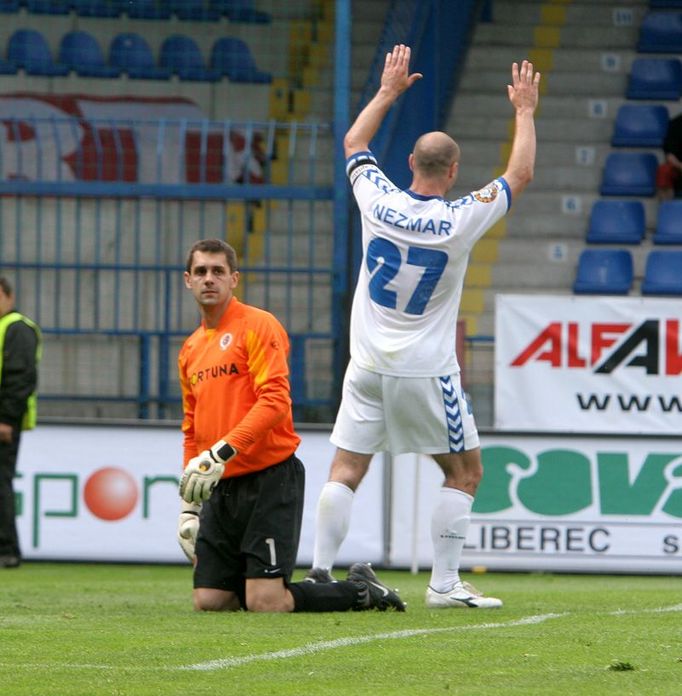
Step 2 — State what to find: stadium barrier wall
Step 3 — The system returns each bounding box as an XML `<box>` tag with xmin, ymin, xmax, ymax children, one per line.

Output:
<box><xmin>16</xmin><ymin>421</ymin><xmax>682</xmax><ymax>574</ymax></box>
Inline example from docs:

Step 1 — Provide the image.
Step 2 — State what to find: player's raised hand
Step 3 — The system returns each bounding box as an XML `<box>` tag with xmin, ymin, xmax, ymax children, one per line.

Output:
<box><xmin>507</xmin><ymin>60</ymin><xmax>540</xmax><ymax>113</ymax></box>
<box><xmin>380</xmin><ymin>44</ymin><xmax>423</xmax><ymax>97</ymax></box>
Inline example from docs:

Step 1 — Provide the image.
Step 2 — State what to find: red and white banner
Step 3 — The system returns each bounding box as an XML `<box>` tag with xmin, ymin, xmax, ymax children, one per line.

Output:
<box><xmin>495</xmin><ymin>295</ymin><xmax>682</xmax><ymax>433</ymax></box>
<box><xmin>0</xmin><ymin>93</ymin><xmax>265</xmax><ymax>185</ymax></box>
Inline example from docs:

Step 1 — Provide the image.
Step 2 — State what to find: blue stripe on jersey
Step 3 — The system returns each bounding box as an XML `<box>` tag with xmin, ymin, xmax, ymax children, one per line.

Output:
<box><xmin>498</xmin><ymin>176</ymin><xmax>512</xmax><ymax>211</ymax></box>
<box><xmin>440</xmin><ymin>376</ymin><xmax>464</xmax><ymax>453</ymax></box>
<box><xmin>346</xmin><ymin>150</ymin><xmax>378</xmax><ymax>177</ymax></box>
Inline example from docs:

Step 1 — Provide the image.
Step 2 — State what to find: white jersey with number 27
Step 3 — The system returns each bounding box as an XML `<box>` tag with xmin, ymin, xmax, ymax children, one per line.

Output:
<box><xmin>347</xmin><ymin>150</ymin><xmax>511</xmax><ymax>377</ymax></box>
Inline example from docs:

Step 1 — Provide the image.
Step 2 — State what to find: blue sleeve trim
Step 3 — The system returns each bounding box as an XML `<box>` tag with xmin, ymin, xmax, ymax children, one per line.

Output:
<box><xmin>498</xmin><ymin>176</ymin><xmax>512</xmax><ymax>211</ymax></box>
<box><xmin>346</xmin><ymin>150</ymin><xmax>377</xmax><ymax>178</ymax></box>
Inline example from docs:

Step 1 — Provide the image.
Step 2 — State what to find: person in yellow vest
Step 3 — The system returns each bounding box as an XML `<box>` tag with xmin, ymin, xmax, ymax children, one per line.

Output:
<box><xmin>0</xmin><ymin>277</ymin><xmax>41</xmax><ymax>569</ymax></box>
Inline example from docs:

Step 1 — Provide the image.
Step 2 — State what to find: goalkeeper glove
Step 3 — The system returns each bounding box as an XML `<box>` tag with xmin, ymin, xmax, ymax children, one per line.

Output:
<box><xmin>179</xmin><ymin>440</ymin><xmax>236</xmax><ymax>504</ymax></box>
<box><xmin>177</xmin><ymin>500</ymin><xmax>201</xmax><ymax>562</ymax></box>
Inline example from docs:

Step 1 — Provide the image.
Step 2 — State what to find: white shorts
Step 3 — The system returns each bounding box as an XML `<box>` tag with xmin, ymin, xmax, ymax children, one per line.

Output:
<box><xmin>331</xmin><ymin>360</ymin><xmax>480</xmax><ymax>455</ymax></box>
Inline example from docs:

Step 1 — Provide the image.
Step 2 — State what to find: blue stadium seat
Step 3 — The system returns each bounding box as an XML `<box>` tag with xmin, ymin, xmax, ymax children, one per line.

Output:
<box><xmin>586</xmin><ymin>200</ymin><xmax>645</xmax><ymax>244</ymax></box>
<box><xmin>638</xmin><ymin>11</ymin><xmax>682</xmax><ymax>52</ymax></box>
<box><xmin>109</xmin><ymin>33</ymin><xmax>171</xmax><ymax>79</ymax></box>
<box><xmin>0</xmin><ymin>1</ymin><xmax>20</xmax><ymax>12</ymax></box>
<box><xmin>170</xmin><ymin>0</ymin><xmax>220</xmax><ymax>21</ymax></box>
<box><xmin>25</xmin><ymin>0</ymin><xmax>70</xmax><ymax>13</ymax></box>
<box><xmin>653</xmin><ymin>200</ymin><xmax>682</xmax><ymax>244</ymax></box>
<box><xmin>7</xmin><ymin>29</ymin><xmax>70</xmax><ymax>76</ymax></box>
<box><xmin>642</xmin><ymin>250</ymin><xmax>682</xmax><ymax>294</ymax></box>
<box><xmin>210</xmin><ymin>37</ymin><xmax>272</xmax><ymax>83</ymax></box>
<box><xmin>125</xmin><ymin>0</ymin><xmax>171</xmax><ymax>19</ymax></box>
<box><xmin>651</xmin><ymin>1</ymin><xmax>682</xmax><ymax>7</ymax></box>
<box><xmin>611</xmin><ymin>104</ymin><xmax>668</xmax><ymax>147</ymax></box>
<box><xmin>159</xmin><ymin>34</ymin><xmax>219</xmax><ymax>81</ymax></box>
<box><xmin>600</xmin><ymin>152</ymin><xmax>658</xmax><ymax>196</ymax></box>
<box><xmin>72</xmin><ymin>0</ymin><xmax>123</xmax><ymax>17</ymax></box>
<box><xmin>573</xmin><ymin>249</ymin><xmax>634</xmax><ymax>295</ymax></box>
<box><xmin>626</xmin><ymin>58</ymin><xmax>682</xmax><ymax>100</ymax></box>
<box><xmin>211</xmin><ymin>0</ymin><xmax>271</xmax><ymax>23</ymax></box>
<box><xmin>59</xmin><ymin>31</ymin><xmax>121</xmax><ymax>78</ymax></box>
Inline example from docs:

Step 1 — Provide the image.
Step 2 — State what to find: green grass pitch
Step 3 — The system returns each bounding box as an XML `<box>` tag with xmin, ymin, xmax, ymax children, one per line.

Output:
<box><xmin>0</xmin><ymin>563</ymin><xmax>680</xmax><ymax>695</ymax></box>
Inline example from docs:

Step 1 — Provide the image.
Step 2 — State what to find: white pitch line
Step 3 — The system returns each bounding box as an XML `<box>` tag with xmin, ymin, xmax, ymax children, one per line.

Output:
<box><xmin>2</xmin><ymin>604</ymin><xmax>681</xmax><ymax>674</ymax></box>
<box><xmin>181</xmin><ymin>612</ymin><xmax>568</xmax><ymax>672</ymax></box>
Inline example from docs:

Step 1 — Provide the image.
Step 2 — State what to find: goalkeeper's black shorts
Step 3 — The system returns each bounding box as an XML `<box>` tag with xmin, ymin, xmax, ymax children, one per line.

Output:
<box><xmin>193</xmin><ymin>454</ymin><xmax>304</xmax><ymax>601</ymax></box>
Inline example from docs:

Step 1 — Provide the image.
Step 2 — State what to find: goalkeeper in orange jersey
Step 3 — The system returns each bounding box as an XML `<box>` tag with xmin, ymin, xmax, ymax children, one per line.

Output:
<box><xmin>177</xmin><ymin>238</ymin><xmax>404</xmax><ymax>613</ymax></box>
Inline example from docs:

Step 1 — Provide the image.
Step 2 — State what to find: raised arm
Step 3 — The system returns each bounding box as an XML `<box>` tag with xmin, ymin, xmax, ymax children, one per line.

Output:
<box><xmin>501</xmin><ymin>60</ymin><xmax>541</xmax><ymax>200</ymax></box>
<box><xmin>343</xmin><ymin>44</ymin><xmax>422</xmax><ymax>158</ymax></box>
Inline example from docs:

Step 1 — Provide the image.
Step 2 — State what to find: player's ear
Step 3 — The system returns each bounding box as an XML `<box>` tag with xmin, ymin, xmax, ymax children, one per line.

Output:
<box><xmin>408</xmin><ymin>153</ymin><xmax>415</xmax><ymax>172</ymax></box>
<box><xmin>230</xmin><ymin>271</ymin><xmax>240</xmax><ymax>289</ymax></box>
<box><xmin>183</xmin><ymin>271</ymin><xmax>192</xmax><ymax>289</ymax></box>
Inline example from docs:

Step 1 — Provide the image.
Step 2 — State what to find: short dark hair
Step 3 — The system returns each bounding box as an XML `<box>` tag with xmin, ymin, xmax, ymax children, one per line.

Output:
<box><xmin>0</xmin><ymin>276</ymin><xmax>13</xmax><ymax>297</ymax></box>
<box><xmin>185</xmin><ymin>239</ymin><xmax>239</xmax><ymax>273</ymax></box>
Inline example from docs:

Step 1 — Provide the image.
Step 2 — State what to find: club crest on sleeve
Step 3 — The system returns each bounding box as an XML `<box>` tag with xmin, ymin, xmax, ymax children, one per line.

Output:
<box><xmin>473</xmin><ymin>184</ymin><xmax>499</xmax><ymax>203</ymax></box>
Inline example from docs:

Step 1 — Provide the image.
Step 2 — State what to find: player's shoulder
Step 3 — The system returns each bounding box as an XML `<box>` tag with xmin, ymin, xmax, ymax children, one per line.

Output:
<box><xmin>446</xmin><ymin>177</ymin><xmax>510</xmax><ymax>210</ymax></box>
<box><xmin>240</xmin><ymin>302</ymin><xmax>286</xmax><ymax>332</ymax></box>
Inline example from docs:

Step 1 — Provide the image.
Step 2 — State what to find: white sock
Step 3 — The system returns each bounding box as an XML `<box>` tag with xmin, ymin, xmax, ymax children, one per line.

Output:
<box><xmin>312</xmin><ymin>481</ymin><xmax>354</xmax><ymax>571</ymax></box>
<box><xmin>428</xmin><ymin>487</ymin><xmax>473</xmax><ymax>593</ymax></box>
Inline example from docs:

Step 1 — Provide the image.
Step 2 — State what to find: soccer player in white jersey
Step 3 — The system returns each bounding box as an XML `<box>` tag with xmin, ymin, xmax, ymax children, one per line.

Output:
<box><xmin>307</xmin><ymin>45</ymin><xmax>540</xmax><ymax>608</ymax></box>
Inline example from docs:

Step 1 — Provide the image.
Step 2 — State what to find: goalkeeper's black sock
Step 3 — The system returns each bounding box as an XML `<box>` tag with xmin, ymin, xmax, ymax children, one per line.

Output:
<box><xmin>288</xmin><ymin>580</ymin><xmax>360</xmax><ymax>612</ymax></box>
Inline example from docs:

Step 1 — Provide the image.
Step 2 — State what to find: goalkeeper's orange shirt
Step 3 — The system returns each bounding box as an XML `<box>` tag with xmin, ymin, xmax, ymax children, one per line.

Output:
<box><xmin>178</xmin><ymin>297</ymin><xmax>301</xmax><ymax>478</ymax></box>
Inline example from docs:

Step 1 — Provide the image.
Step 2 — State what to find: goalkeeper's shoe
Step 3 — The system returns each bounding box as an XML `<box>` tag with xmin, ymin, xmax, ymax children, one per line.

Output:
<box><xmin>303</xmin><ymin>567</ymin><xmax>336</xmax><ymax>583</ymax></box>
<box><xmin>347</xmin><ymin>562</ymin><xmax>406</xmax><ymax>612</ymax></box>
<box><xmin>425</xmin><ymin>581</ymin><xmax>502</xmax><ymax>609</ymax></box>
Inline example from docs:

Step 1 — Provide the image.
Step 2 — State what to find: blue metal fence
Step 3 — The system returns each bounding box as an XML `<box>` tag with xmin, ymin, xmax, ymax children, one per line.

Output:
<box><xmin>0</xmin><ymin>114</ymin><xmax>339</xmax><ymax>421</ymax></box>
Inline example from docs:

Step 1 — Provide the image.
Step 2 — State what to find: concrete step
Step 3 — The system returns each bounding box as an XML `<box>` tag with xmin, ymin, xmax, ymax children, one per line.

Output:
<box><xmin>449</xmin><ymin>115</ymin><xmax>615</xmax><ymax>142</ymax></box>
<box><xmin>458</xmin><ymin>67</ymin><xmax>628</xmax><ymax>96</ymax></box>
<box><xmin>489</xmin><ymin>1</ymin><xmax>648</xmax><ymax>26</ymax></box>
<box><xmin>472</xmin><ymin>22</ymin><xmax>639</xmax><ymax>49</ymax></box>
<box><xmin>465</xmin><ymin>45</ymin><xmax>637</xmax><ymax>74</ymax></box>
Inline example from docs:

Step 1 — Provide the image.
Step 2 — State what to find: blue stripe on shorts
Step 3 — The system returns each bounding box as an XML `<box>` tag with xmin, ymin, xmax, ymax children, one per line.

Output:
<box><xmin>440</xmin><ymin>376</ymin><xmax>464</xmax><ymax>453</ymax></box>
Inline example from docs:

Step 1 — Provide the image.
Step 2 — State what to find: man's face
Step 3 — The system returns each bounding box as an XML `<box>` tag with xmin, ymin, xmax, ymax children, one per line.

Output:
<box><xmin>0</xmin><ymin>287</ymin><xmax>13</xmax><ymax>317</ymax></box>
<box><xmin>184</xmin><ymin>250</ymin><xmax>239</xmax><ymax>309</ymax></box>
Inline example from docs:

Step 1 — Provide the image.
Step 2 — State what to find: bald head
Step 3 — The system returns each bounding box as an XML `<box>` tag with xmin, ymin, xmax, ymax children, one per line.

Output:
<box><xmin>412</xmin><ymin>132</ymin><xmax>460</xmax><ymax>179</ymax></box>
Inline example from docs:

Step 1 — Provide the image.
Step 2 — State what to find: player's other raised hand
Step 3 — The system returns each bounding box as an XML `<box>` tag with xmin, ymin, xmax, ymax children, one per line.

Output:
<box><xmin>508</xmin><ymin>60</ymin><xmax>540</xmax><ymax>113</ymax></box>
<box><xmin>380</xmin><ymin>44</ymin><xmax>423</xmax><ymax>98</ymax></box>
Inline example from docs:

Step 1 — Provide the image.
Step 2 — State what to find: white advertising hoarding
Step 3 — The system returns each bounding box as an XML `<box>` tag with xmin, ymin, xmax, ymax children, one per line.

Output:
<box><xmin>15</xmin><ymin>423</ymin><xmax>682</xmax><ymax>574</ymax></box>
<box><xmin>390</xmin><ymin>434</ymin><xmax>682</xmax><ymax>574</ymax></box>
<box><xmin>15</xmin><ymin>423</ymin><xmax>383</xmax><ymax>566</ymax></box>
<box><xmin>495</xmin><ymin>294</ymin><xmax>682</xmax><ymax>433</ymax></box>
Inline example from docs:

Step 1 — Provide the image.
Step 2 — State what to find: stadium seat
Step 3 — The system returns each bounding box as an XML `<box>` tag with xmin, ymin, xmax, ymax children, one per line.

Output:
<box><xmin>600</xmin><ymin>152</ymin><xmax>659</xmax><ymax>196</ymax></box>
<box><xmin>0</xmin><ymin>0</ymin><xmax>20</xmax><ymax>12</ymax></box>
<box><xmin>109</xmin><ymin>33</ymin><xmax>171</xmax><ymax>80</ymax></box>
<box><xmin>211</xmin><ymin>0</ymin><xmax>271</xmax><ymax>23</ymax></box>
<box><xmin>72</xmin><ymin>0</ymin><xmax>122</xmax><ymax>17</ymax></box>
<box><xmin>638</xmin><ymin>11</ymin><xmax>682</xmax><ymax>52</ymax></box>
<box><xmin>653</xmin><ymin>200</ymin><xmax>682</xmax><ymax>244</ymax></box>
<box><xmin>210</xmin><ymin>37</ymin><xmax>272</xmax><ymax>83</ymax></box>
<box><xmin>7</xmin><ymin>29</ymin><xmax>70</xmax><ymax>76</ymax></box>
<box><xmin>59</xmin><ymin>31</ymin><xmax>122</xmax><ymax>78</ymax></box>
<box><xmin>586</xmin><ymin>200</ymin><xmax>645</xmax><ymax>244</ymax></box>
<box><xmin>25</xmin><ymin>0</ymin><xmax>70</xmax><ymax>13</ymax></box>
<box><xmin>641</xmin><ymin>250</ymin><xmax>682</xmax><ymax>294</ymax></box>
<box><xmin>611</xmin><ymin>104</ymin><xmax>668</xmax><ymax>147</ymax></box>
<box><xmin>626</xmin><ymin>58</ymin><xmax>682</xmax><ymax>100</ymax></box>
<box><xmin>170</xmin><ymin>0</ymin><xmax>220</xmax><ymax>21</ymax></box>
<box><xmin>573</xmin><ymin>249</ymin><xmax>634</xmax><ymax>295</ymax></box>
<box><xmin>651</xmin><ymin>1</ymin><xmax>682</xmax><ymax>7</ymax></box>
<box><xmin>125</xmin><ymin>0</ymin><xmax>171</xmax><ymax>19</ymax></box>
<box><xmin>159</xmin><ymin>35</ymin><xmax>219</xmax><ymax>81</ymax></box>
